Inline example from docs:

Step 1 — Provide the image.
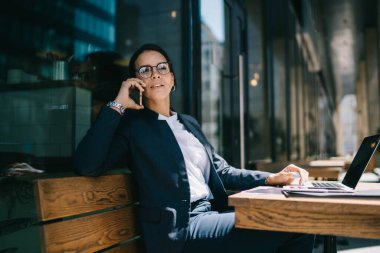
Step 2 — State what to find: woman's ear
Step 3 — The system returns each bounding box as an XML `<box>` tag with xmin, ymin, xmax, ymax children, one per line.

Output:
<box><xmin>170</xmin><ymin>73</ymin><xmax>176</xmax><ymax>92</ymax></box>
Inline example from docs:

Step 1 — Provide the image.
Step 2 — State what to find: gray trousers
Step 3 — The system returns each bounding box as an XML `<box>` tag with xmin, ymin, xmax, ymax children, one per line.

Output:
<box><xmin>182</xmin><ymin>199</ymin><xmax>315</xmax><ymax>253</ymax></box>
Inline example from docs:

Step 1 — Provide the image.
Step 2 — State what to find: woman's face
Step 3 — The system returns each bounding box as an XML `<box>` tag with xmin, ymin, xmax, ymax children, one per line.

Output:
<box><xmin>134</xmin><ymin>50</ymin><xmax>174</xmax><ymax>103</ymax></box>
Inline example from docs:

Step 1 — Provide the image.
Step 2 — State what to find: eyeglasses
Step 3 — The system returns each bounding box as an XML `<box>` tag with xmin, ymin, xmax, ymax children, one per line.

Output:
<box><xmin>136</xmin><ymin>62</ymin><xmax>170</xmax><ymax>78</ymax></box>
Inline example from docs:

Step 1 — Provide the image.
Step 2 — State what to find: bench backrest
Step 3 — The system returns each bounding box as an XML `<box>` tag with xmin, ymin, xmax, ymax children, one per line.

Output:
<box><xmin>34</xmin><ymin>173</ymin><xmax>142</xmax><ymax>253</ymax></box>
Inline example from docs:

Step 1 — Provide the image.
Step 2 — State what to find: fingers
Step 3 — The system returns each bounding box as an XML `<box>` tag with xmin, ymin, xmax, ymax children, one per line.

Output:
<box><xmin>266</xmin><ymin>164</ymin><xmax>310</xmax><ymax>186</ymax></box>
<box><xmin>116</xmin><ymin>78</ymin><xmax>146</xmax><ymax>110</ymax></box>
<box><xmin>283</xmin><ymin>164</ymin><xmax>309</xmax><ymax>185</ymax></box>
<box><xmin>128</xmin><ymin>101</ymin><xmax>144</xmax><ymax>110</ymax></box>
<box><xmin>127</xmin><ymin>78</ymin><xmax>146</xmax><ymax>93</ymax></box>
<box><xmin>120</xmin><ymin>78</ymin><xmax>146</xmax><ymax>95</ymax></box>
<box><xmin>299</xmin><ymin>170</ymin><xmax>309</xmax><ymax>185</ymax></box>
<box><xmin>266</xmin><ymin>173</ymin><xmax>293</xmax><ymax>186</ymax></box>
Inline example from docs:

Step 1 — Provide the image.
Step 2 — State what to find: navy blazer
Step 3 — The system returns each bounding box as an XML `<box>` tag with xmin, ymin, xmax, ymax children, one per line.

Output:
<box><xmin>73</xmin><ymin>106</ymin><xmax>271</xmax><ymax>253</ymax></box>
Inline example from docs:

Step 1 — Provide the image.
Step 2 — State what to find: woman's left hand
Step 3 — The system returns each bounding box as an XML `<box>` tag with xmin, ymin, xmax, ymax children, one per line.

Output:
<box><xmin>265</xmin><ymin>164</ymin><xmax>309</xmax><ymax>186</ymax></box>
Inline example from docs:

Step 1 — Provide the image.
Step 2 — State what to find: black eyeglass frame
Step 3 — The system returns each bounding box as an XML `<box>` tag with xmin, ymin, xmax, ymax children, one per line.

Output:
<box><xmin>135</xmin><ymin>62</ymin><xmax>171</xmax><ymax>78</ymax></box>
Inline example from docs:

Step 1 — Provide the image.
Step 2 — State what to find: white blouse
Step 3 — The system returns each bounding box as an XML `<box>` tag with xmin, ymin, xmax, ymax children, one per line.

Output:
<box><xmin>158</xmin><ymin>112</ymin><xmax>213</xmax><ymax>202</ymax></box>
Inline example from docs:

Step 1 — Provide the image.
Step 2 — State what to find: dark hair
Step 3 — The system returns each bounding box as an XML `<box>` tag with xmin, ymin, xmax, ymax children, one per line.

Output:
<box><xmin>128</xmin><ymin>43</ymin><xmax>176</xmax><ymax>85</ymax></box>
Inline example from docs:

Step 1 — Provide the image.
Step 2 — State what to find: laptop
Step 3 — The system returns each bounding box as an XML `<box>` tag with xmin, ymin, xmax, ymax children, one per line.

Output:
<box><xmin>283</xmin><ymin>134</ymin><xmax>380</xmax><ymax>193</ymax></box>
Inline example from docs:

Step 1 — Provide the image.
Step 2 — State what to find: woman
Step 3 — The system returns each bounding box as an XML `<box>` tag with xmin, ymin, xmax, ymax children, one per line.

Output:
<box><xmin>74</xmin><ymin>43</ymin><xmax>314</xmax><ymax>253</ymax></box>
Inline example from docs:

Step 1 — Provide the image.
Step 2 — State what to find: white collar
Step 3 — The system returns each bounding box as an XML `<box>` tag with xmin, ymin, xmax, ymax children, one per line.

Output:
<box><xmin>158</xmin><ymin>111</ymin><xmax>178</xmax><ymax>121</ymax></box>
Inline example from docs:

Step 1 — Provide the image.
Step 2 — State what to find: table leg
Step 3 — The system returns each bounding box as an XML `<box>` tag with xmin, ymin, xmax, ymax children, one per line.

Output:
<box><xmin>323</xmin><ymin>235</ymin><xmax>337</xmax><ymax>253</ymax></box>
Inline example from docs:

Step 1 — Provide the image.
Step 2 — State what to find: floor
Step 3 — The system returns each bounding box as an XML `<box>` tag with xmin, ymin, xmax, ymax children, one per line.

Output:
<box><xmin>313</xmin><ymin>236</ymin><xmax>380</xmax><ymax>253</ymax></box>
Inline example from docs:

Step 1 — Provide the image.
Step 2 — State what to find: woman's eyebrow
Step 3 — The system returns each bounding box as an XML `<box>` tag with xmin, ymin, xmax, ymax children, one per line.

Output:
<box><xmin>137</xmin><ymin>62</ymin><xmax>168</xmax><ymax>68</ymax></box>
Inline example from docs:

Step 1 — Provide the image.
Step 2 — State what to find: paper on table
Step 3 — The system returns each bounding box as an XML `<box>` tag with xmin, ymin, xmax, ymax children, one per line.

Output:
<box><xmin>244</xmin><ymin>186</ymin><xmax>284</xmax><ymax>195</ymax></box>
<box><xmin>282</xmin><ymin>189</ymin><xmax>380</xmax><ymax>198</ymax></box>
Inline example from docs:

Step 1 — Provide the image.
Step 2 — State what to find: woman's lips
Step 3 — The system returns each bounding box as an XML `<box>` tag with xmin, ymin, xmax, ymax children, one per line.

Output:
<box><xmin>151</xmin><ymin>84</ymin><xmax>164</xmax><ymax>88</ymax></box>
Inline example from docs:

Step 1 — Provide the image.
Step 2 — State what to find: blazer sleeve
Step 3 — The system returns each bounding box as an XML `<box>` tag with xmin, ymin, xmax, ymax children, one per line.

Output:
<box><xmin>73</xmin><ymin>106</ymin><xmax>130</xmax><ymax>176</ymax></box>
<box><xmin>184</xmin><ymin>114</ymin><xmax>272</xmax><ymax>190</ymax></box>
<box><xmin>212</xmin><ymin>149</ymin><xmax>272</xmax><ymax>191</ymax></box>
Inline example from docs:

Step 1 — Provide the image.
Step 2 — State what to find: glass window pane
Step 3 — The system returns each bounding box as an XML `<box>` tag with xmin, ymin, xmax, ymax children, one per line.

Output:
<box><xmin>118</xmin><ymin>0</ymin><xmax>183</xmax><ymax>111</ymax></box>
<box><xmin>289</xmin><ymin>10</ymin><xmax>299</xmax><ymax>160</ymax></box>
<box><xmin>0</xmin><ymin>0</ymin><xmax>183</xmax><ymax>172</ymax></box>
<box><xmin>245</xmin><ymin>0</ymin><xmax>271</xmax><ymax>162</ymax></box>
<box><xmin>271</xmin><ymin>0</ymin><xmax>288</xmax><ymax>161</ymax></box>
<box><xmin>200</xmin><ymin>0</ymin><xmax>225</xmax><ymax>153</ymax></box>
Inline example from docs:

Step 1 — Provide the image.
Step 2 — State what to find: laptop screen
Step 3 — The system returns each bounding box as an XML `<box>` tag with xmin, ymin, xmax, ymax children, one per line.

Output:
<box><xmin>342</xmin><ymin>134</ymin><xmax>380</xmax><ymax>189</ymax></box>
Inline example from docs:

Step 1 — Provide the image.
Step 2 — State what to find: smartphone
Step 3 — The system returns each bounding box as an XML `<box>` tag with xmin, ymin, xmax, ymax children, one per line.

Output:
<box><xmin>130</xmin><ymin>89</ymin><xmax>142</xmax><ymax>106</ymax></box>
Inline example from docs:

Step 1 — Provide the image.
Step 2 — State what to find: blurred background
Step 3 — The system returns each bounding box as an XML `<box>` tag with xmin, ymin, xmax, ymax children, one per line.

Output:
<box><xmin>0</xmin><ymin>0</ymin><xmax>380</xmax><ymax>252</ymax></box>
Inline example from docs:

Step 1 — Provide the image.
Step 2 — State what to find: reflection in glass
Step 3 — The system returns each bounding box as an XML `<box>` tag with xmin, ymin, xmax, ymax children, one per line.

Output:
<box><xmin>0</xmin><ymin>0</ymin><xmax>182</xmax><ymax>172</ymax></box>
<box><xmin>117</xmin><ymin>0</ymin><xmax>183</xmax><ymax>110</ymax></box>
<box><xmin>245</xmin><ymin>0</ymin><xmax>271</xmax><ymax>162</ymax></box>
<box><xmin>288</xmin><ymin>9</ymin><xmax>300</xmax><ymax>160</ymax></box>
<box><xmin>0</xmin><ymin>1</ymin><xmax>119</xmax><ymax>173</ymax></box>
<box><xmin>200</xmin><ymin>0</ymin><xmax>225</xmax><ymax>152</ymax></box>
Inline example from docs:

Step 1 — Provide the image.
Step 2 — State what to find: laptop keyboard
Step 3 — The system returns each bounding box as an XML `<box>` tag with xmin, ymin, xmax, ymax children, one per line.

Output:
<box><xmin>311</xmin><ymin>182</ymin><xmax>341</xmax><ymax>188</ymax></box>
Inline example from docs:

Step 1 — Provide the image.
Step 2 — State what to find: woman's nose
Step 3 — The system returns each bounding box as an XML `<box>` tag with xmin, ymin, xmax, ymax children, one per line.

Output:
<box><xmin>151</xmin><ymin>69</ymin><xmax>161</xmax><ymax>79</ymax></box>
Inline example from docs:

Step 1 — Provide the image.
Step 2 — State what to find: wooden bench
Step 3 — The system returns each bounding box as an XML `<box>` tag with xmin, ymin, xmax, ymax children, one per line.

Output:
<box><xmin>34</xmin><ymin>173</ymin><xmax>142</xmax><ymax>253</ymax></box>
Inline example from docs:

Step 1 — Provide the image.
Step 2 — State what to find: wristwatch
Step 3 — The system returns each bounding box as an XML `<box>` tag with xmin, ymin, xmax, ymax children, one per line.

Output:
<box><xmin>107</xmin><ymin>101</ymin><xmax>126</xmax><ymax>114</ymax></box>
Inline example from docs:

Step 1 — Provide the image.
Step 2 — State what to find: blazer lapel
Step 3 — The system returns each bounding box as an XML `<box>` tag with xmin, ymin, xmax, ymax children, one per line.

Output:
<box><xmin>141</xmin><ymin>108</ymin><xmax>188</xmax><ymax>175</ymax></box>
<box><xmin>177</xmin><ymin>114</ymin><xmax>228</xmax><ymax>208</ymax></box>
<box><xmin>177</xmin><ymin>114</ymin><xmax>213</xmax><ymax>161</ymax></box>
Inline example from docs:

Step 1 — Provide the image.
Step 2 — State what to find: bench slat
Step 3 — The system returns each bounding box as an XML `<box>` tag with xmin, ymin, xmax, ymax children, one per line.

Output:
<box><xmin>40</xmin><ymin>207</ymin><xmax>139</xmax><ymax>253</ymax></box>
<box><xmin>35</xmin><ymin>174</ymin><xmax>136</xmax><ymax>221</ymax></box>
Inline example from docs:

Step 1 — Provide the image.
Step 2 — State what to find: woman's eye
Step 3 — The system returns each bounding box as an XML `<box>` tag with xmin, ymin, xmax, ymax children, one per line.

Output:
<box><xmin>157</xmin><ymin>64</ymin><xmax>168</xmax><ymax>71</ymax></box>
<box><xmin>139</xmin><ymin>67</ymin><xmax>151</xmax><ymax>74</ymax></box>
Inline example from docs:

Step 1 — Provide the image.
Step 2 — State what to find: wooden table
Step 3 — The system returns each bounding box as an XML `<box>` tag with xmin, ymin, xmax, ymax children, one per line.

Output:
<box><xmin>228</xmin><ymin>183</ymin><xmax>380</xmax><ymax>253</ymax></box>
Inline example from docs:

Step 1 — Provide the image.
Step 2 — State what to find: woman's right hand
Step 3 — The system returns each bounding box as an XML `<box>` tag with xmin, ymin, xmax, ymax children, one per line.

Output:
<box><xmin>114</xmin><ymin>78</ymin><xmax>146</xmax><ymax>110</ymax></box>
<box><xmin>265</xmin><ymin>164</ymin><xmax>309</xmax><ymax>186</ymax></box>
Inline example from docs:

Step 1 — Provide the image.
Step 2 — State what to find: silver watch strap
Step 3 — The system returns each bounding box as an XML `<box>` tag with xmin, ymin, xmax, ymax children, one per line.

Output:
<box><xmin>107</xmin><ymin>101</ymin><xmax>126</xmax><ymax>114</ymax></box>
